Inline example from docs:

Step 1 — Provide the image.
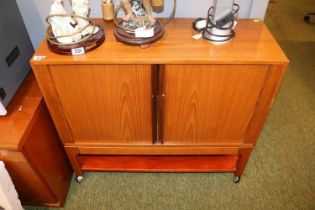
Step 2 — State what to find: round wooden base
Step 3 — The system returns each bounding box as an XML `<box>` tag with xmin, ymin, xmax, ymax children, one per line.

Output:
<box><xmin>114</xmin><ymin>21</ymin><xmax>164</xmax><ymax>47</ymax></box>
<box><xmin>47</xmin><ymin>25</ymin><xmax>105</xmax><ymax>55</ymax></box>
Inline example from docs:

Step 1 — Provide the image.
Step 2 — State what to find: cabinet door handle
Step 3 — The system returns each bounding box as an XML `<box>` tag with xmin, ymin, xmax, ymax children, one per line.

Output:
<box><xmin>156</xmin><ymin>67</ymin><xmax>165</xmax><ymax>144</ymax></box>
<box><xmin>152</xmin><ymin>65</ymin><xmax>164</xmax><ymax>144</ymax></box>
<box><xmin>152</xmin><ymin>65</ymin><xmax>159</xmax><ymax>144</ymax></box>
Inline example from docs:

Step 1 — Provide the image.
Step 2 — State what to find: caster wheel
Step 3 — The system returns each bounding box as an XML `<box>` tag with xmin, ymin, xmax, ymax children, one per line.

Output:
<box><xmin>76</xmin><ymin>176</ymin><xmax>83</xmax><ymax>183</ymax></box>
<box><xmin>304</xmin><ymin>15</ymin><xmax>310</xmax><ymax>22</ymax></box>
<box><xmin>233</xmin><ymin>176</ymin><xmax>240</xmax><ymax>183</ymax></box>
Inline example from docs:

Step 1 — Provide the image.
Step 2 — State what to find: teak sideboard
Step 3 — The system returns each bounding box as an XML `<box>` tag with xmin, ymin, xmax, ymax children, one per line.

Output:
<box><xmin>31</xmin><ymin>19</ymin><xmax>288</xmax><ymax>183</ymax></box>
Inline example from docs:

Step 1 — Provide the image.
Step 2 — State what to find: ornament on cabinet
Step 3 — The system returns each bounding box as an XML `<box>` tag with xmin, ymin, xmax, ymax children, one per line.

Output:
<box><xmin>46</xmin><ymin>0</ymin><xmax>105</xmax><ymax>55</ymax></box>
<box><xmin>102</xmin><ymin>0</ymin><xmax>115</xmax><ymax>21</ymax></box>
<box><xmin>112</xmin><ymin>0</ymin><xmax>175</xmax><ymax>48</ymax></box>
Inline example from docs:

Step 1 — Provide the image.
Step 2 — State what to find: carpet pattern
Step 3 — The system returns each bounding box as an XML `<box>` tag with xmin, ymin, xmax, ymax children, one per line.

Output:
<box><xmin>24</xmin><ymin>0</ymin><xmax>315</xmax><ymax>209</ymax></box>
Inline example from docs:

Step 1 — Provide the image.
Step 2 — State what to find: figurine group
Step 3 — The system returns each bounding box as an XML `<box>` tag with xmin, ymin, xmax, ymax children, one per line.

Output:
<box><xmin>48</xmin><ymin>0</ymin><xmax>161</xmax><ymax>51</ymax></box>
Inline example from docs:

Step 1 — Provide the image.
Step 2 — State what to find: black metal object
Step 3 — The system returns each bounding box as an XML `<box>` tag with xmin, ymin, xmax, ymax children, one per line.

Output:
<box><xmin>0</xmin><ymin>0</ymin><xmax>34</xmax><ymax>108</ymax></box>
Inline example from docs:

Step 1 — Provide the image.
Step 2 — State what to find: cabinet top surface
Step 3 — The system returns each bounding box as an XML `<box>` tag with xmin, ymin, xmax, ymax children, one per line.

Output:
<box><xmin>31</xmin><ymin>19</ymin><xmax>288</xmax><ymax>66</ymax></box>
<box><xmin>0</xmin><ymin>74</ymin><xmax>42</xmax><ymax>150</ymax></box>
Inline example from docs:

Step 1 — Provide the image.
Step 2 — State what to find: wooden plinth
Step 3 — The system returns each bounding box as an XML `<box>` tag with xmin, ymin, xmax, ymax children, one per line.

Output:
<box><xmin>47</xmin><ymin>25</ymin><xmax>105</xmax><ymax>55</ymax></box>
<box><xmin>114</xmin><ymin>21</ymin><xmax>164</xmax><ymax>47</ymax></box>
<box><xmin>80</xmin><ymin>155</ymin><xmax>238</xmax><ymax>172</ymax></box>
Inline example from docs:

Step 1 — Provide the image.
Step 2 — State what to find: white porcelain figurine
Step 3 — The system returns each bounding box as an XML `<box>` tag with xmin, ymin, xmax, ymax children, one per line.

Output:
<box><xmin>49</xmin><ymin>0</ymin><xmax>99</xmax><ymax>44</ymax></box>
<box><xmin>49</xmin><ymin>0</ymin><xmax>75</xmax><ymax>44</ymax></box>
<box><xmin>72</xmin><ymin>0</ymin><xmax>99</xmax><ymax>36</ymax></box>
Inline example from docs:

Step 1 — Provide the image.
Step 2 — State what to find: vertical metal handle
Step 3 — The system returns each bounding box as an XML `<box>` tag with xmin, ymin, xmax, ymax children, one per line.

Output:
<box><xmin>151</xmin><ymin>65</ymin><xmax>158</xmax><ymax>144</ymax></box>
<box><xmin>151</xmin><ymin>65</ymin><xmax>164</xmax><ymax>144</ymax></box>
<box><xmin>157</xmin><ymin>65</ymin><xmax>164</xmax><ymax>144</ymax></box>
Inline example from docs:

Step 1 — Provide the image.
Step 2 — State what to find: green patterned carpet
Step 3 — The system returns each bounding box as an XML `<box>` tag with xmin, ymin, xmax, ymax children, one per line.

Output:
<box><xmin>25</xmin><ymin>0</ymin><xmax>315</xmax><ymax>209</ymax></box>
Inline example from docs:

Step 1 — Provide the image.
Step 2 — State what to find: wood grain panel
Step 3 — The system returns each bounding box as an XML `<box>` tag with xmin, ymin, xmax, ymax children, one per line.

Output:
<box><xmin>23</xmin><ymin>101</ymin><xmax>72</xmax><ymax>205</ymax></box>
<box><xmin>32</xmin><ymin>66</ymin><xmax>74</xmax><ymax>144</ymax></box>
<box><xmin>162</xmin><ymin>64</ymin><xmax>269</xmax><ymax>144</ymax></box>
<box><xmin>79</xmin><ymin>155</ymin><xmax>238</xmax><ymax>172</ymax></box>
<box><xmin>244</xmin><ymin>64</ymin><xmax>288</xmax><ymax>144</ymax></box>
<box><xmin>49</xmin><ymin>64</ymin><xmax>153</xmax><ymax>144</ymax></box>
<box><xmin>2</xmin><ymin>156</ymin><xmax>58</xmax><ymax>205</ymax></box>
<box><xmin>77</xmin><ymin>145</ymin><xmax>240</xmax><ymax>155</ymax></box>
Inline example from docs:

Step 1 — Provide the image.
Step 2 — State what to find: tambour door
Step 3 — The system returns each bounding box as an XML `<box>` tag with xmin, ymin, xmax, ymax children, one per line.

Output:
<box><xmin>49</xmin><ymin>64</ymin><xmax>153</xmax><ymax>145</ymax></box>
<box><xmin>161</xmin><ymin>64</ymin><xmax>270</xmax><ymax>145</ymax></box>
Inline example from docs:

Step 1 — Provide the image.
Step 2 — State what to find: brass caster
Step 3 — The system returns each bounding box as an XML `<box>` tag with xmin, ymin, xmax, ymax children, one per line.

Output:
<box><xmin>76</xmin><ymin>176</ymin><xmax>84</xmax><ymax>183</ymax></box>
<box><xmin>233</xmin><ymin>175</ymin><xmax>240</xmax><ymax>183</ymax></box>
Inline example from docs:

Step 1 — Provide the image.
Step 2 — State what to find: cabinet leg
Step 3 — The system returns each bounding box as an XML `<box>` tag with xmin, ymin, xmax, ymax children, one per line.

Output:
<box><xmin>234</xmin><ymin>147</ymin><xmax>252</xmax><ymax>183</ymax></box>
<box><xmin>64</xmin><ymin>146</ymin><xmax>83</xmax><ymax>177</ymax></box>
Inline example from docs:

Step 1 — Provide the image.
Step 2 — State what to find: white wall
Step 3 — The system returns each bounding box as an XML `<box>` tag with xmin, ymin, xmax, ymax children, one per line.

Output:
<box><xmin>16</xmin><ymin>0</ymin><xmax>269</xmax><ymax>49</ymax></box>
<box><xmin>249</xmin><ymin>0</ymin><xmax>270</xmax><ymax>19</ymax></box>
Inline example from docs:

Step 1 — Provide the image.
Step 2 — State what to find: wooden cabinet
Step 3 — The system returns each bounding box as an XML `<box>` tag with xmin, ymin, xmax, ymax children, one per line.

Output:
<box><xmin>31</xmin><ymin>19</ymin><xmax>288</xmax><ymax>182</ymax></box>
<box><xmin>0</xmin><ymin>74</ymin><xmax>72</xmax><ymax>206</ymax></box>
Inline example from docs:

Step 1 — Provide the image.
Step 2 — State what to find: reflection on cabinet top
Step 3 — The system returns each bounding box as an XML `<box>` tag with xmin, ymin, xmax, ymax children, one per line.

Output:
<box><xmin>0</xmin><ymin>73</ymin><xmax>42</xmax><ymax>150</ymax></box>
<box><xmin>31</xmin><ymin>19</ymin><xmax>288</xmax><ymax>66</ymax></box>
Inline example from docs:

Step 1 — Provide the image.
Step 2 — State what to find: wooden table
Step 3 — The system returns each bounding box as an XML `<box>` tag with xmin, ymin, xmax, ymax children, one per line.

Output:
<box><xmin>31</xmin><ymin>19</ymin><xmax>288</xmax><ymax>183</ymax></box>
<box><xmin>0</xmin><ymin>73</ymin><xmax>72</xmax><ymax>206</ymax></box>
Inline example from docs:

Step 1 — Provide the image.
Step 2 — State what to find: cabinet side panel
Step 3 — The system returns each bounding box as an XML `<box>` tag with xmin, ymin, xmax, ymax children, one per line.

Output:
<box><xmin>49</xmin><ymin>64</ymin><xmax>153</xmax><ymax>144</ymax></box>
<box><xmin>23</xmin><ymin>100</ymin><xmax>72</xmax><ymax>205</ymax></box>
<box><xmin>0</xmin><ymin>151</ymin><xmax>58</xmax><ymax>205</ymax></box>
<box><xmin>244</xmin><ymin>64</ymin><xmax>288</xmax><ymax>144</ymax></box>
<box><xmin>162</xmin><ymin>64</ymin><xmax>269</xmax><ymax>144</ymax></box>
<box><xmin>32</xmin><ymin>65</ymin><xmax>74</xmax><ymax>144</ymax></box>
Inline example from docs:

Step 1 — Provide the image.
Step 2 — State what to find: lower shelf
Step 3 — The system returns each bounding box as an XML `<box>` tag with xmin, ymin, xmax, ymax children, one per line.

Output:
<box><xmin>80</xmin><ymin>155</ymin><xmax>238</xmax><ymax>173</ymax></box>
